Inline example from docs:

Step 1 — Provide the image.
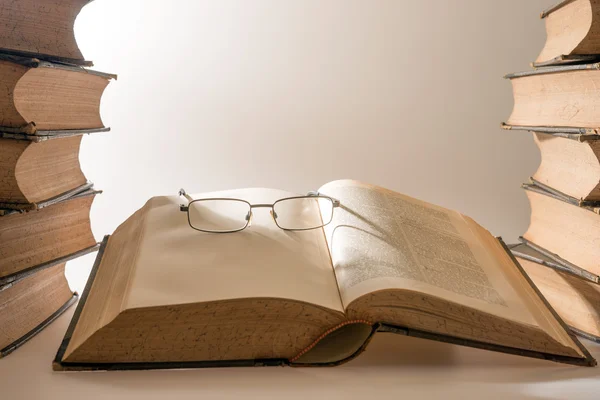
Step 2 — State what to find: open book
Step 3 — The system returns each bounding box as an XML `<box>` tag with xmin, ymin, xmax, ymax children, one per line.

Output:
<box><xmin>54</xmin><ymin>180</ymin><xmax>595</xmax><ymax>370</ymax></box>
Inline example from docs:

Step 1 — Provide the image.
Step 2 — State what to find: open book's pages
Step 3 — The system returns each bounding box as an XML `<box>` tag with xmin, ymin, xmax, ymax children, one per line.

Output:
<box><xmin>0</xmin><ymin>56</ymin><xmax>115</xmax><ymax>134</ymax></box>
<box><xmin>536</xmin><ymin>0</ymin><xmax>600</xmax><ymax>67</ymax></box>
<box><xmin>511</xmin><ymin>243</ymin><xmax>600</xmax><ymax>342</ymax></box>
<box><xmin>0</xmin><ymin>0</ymin><xmax>92</xmax><ymax>65</ymax></box>
<box><xmin>317</xmin><ymin>181</ymin><xmax>588</xmax><ymax>363</ymax></box>
<box><xmin>1</xmin><ymin>263</ymin><xmax>76</xmax><ymax>358</ymax></box>
<box><xmin>0</xmin><ymin>190</ymin><xmax>98</xmax><ymax>284</ymax></box>
<box><xmin>54</xmin><ymin>180</ymin><xmax>593</xmax><ymax>370</ymax></box>
<box><xmin>523</xmin><ymin>183</ymin><xmax>600</xmax><ymax>276</ymax></box>
<box><xmin>532</xmin><ymin>132</ymin><xmax>600</xmax><ymax>202</ymax></box>
<box><xmin>505</xmin><ymin>64</ymin><xmax>600</xmax><ymax>131</ymax></box>
<box><xmin>0</xmin><ymin>135</ymin><xmax>87</xmax><ymax>206</ymax></box>
<box><xmin>58</xmin><ymin>187</ymin><xmax>347</xmax><ymax>366</ymax></box>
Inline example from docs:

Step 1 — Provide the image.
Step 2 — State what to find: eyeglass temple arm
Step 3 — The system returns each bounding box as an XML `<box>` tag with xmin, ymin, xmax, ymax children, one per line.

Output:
<box><xmin>307</xmin><ymin>191</ymin><xmax>341</xmax><ymax>207</ymax></box>
<box><xmin>179</xmin><ymin>188</ymin><xmax>193</xmax><ymax>211</ymax></box>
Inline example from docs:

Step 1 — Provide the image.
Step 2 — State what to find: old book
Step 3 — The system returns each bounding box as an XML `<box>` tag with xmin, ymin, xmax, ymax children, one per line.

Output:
<box><xmin>0</xmin><ymin>189</ymin><xmax>99</xmax><ymax>283</ymax></box>
<box><xmin>53</xmin><ymin>180</ymin><xmax>594</xmax><ymax>370</ymax></box>
<box><xmin>522</xmin><ymin>181</ymin><xmax>600</xmax><ymax>278</ymax></box>
<box><xmin>0</xmin><ymin>55</ymin><xmax>115</xmax><ymax>134</ymax></box>
<box><xmin>0</xmin><ymin>0</ymin><xmax>93</xmax><ymax>66</ymax></box>
<box><xmin>0</xmin><ymin>262</ymin><xmax>77</xmax><ymax>358</ymax></box>
<box><xmin>0</xmin><ymin>135</ymin><xmax>89</xmax><ymax>207</ymax></box>
<box><xmin>510</xmin><ymin>243</ymin><xmax>600</xmax><ymax>343</ymax></box>
<box><xmin>531</xmin><ymin>131</ymin><xmax>600</xmax><ymax>202</ymax></box>
<box><xmin>504</xmin><ymin>63</ymin><xmax>600</xmax><ymax>132</ymax></box>
<box><xmin>535</xmin><ymin>0</ymin><xmax>600</xmax><ymax>67</ymax></box>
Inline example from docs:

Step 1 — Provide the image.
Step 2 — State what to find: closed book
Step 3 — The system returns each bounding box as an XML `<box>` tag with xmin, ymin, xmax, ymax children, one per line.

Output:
<box><xmin>0</xmin><ymin>262</ymin><xmax>77</xmax><ymax>358</ymax></box>
<box><xmin>526</xmin><ymin>131</ymin><xmax>600</xmax><ymax>203</ymax></box>
<box><xmin>0</xmin><ymin>134</ymin><xmax>94</xmax><ymax>208</ymax></box>
<box><xmin>0</xmin><ymin>0</ymin><xmax>93</xmax><ymax>66</ymax></box>
<box><xmin>504</xmin><ymin>63</ymin><xmax>600</xmax><ymax>132</ymax></box>
<box><xmin>510</xmin><ymin>242</ymin><xmax>600</xmax><ymax>343</ymax></box>
<box><xmin>0</xmin><ymin>54</ymin><xmax>115</xmax><ymax>135</ymax></box>
<box><xmin>522</xmin><ymin>180</ymin><xmax>600</xmax><ymax>279</ymax></box>
<box><xmin>0</xmin><ymin>188</ymin><xmax>99</xmax><ymax>281</ymax></box>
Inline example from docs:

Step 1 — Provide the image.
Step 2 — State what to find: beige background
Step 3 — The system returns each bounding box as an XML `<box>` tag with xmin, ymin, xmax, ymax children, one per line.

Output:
<box><xmin>3</xmin><ymin>0</ymin><xmax>600</xmax><ymax>399</ymax></box>
<box><xmin>68</xmin><ymin>0</ymin><xmax>555</xmax><ymax>293</ymax></box>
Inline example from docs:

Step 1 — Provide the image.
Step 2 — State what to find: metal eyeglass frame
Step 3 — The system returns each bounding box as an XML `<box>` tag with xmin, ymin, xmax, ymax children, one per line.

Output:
<box><xmin>178</xmin><ymin>188</ymin><xmax>341</xmax><ymax>233</ymax></box>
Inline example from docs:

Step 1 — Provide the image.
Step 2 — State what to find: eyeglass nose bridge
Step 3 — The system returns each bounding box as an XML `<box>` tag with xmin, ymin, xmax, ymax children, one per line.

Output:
<box><xmin>247</xmin><ymin>204</ymin><xmax>278</xmax><ymax>224</ymax></box>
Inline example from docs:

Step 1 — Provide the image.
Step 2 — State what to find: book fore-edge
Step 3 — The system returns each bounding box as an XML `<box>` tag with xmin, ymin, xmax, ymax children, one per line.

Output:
<box><xmin>52</xmin><ymin>236</ymin><xmax>596</xmax><ymax>371</ymax></box>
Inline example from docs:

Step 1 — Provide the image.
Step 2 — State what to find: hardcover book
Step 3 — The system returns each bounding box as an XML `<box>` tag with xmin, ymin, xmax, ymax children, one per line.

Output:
<box><xmin>510</xmin><ymin>242</ymin><xmax>600</xmax><ymax>343</ymax></box>
<box><xmin>0</xmin><ymin>55</ymin><xmax>115</xmax><ymax>135</ymax></box>
<box><xmin>522</xmin><ymin>181</ymin><xmax>600</xmax><ymax>278</ymax></box>
<box><xmin>0</xmin><ymin>188</ymin><xmax>99</xmax><ymax>282</ymax></box>
<box><xmin>0</xmin><ymin>134</ymin><xmax>91</xmax><ymax>207</ymax></box>
<box><xmin>535</xmin><ymin>0</ymin><xmax>600</xmax><ymax>67</ymax></box>
<box><xmin>0</xmin><ymin>262</ymin><xmax>77</xmax><ymax>358</ymax></box>
<box><xmin>504</xmin><ymin>63</ymin><xmax>600</xmax><ymax>132</ymax></box>
<box><xmin>0</xmin><ymin>0</ymin><xmax>93</xmax><ymax>65</ymax></box>
<box><xmin>528</xmin><ymin>131</ymin><xmax>600</xmax><ymax>203</ymax></box>
<box><xmin>53</xmin><ymin>180</ymin><xmax>595</xmax><ymax>370</ymax></box>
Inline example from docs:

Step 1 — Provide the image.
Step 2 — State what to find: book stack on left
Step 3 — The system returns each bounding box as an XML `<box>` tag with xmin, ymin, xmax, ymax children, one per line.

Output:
<box><xmin>503</xmin><ymin>0</ymin><xmax>600</xmax><ymax>345</ymax></box>
<box><xmin>0</xmin><ymin>0</ymin><xmax>114</xmax><ymax>357</ymax></box>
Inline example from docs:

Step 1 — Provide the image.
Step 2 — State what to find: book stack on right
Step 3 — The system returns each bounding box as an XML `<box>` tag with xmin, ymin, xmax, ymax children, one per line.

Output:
<box><xmin>0</xmin><ymin>0</ymin><xmax>114</xmax><ymax>357</ymax></box>
<box><xmin>504</xmin><ymin>0</ymin><xmax>600</xmax><ymax>343</ymax></box>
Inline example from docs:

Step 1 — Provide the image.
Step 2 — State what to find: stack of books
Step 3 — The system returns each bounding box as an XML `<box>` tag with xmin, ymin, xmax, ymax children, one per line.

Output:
<box><xmin>0</xmin><ymin>0</ymin><xmax>115</xmax><ymax>357</ymax></box>
<box><xmin>504</xmin><ymin>0</ymin><xmax>600</xmax><ymax>343</ymax></box>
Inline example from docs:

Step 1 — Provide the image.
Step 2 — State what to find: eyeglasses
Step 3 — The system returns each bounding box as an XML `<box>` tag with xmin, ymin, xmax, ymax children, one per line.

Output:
<box><xmin>178</xmin><ymin>188</ymin><xmax>340</xmax><ymax>233</ymax></box>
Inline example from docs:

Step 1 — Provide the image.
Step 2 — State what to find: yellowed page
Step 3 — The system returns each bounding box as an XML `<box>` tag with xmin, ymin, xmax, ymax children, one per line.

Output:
<box><xmin>319</xmin><ymin>180</ymin><xmax>551</xmax><ymax>327</ymax></box>
<box><xmin>122</xmin><ymin>188</ymin><xmax>344</xmax><ymax>314</ymax></box>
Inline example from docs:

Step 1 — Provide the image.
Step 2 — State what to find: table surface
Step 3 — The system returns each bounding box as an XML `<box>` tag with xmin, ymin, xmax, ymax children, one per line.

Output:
<box><xmin>1</xmin><ymin>306</ymin><xmax>599</xmax><ymax>400</ymax></box>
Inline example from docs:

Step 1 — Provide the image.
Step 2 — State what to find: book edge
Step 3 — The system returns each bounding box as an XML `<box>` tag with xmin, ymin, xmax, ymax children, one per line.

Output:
<box><xmin>0</xmin><ymin>293</ymin><xmax>78</xmax><ymax>358</ymax></box>
<box><xmin>541</xmin><ymin>0</ymin><xmax>578</xmax><ymax>19</ymax></box>
<box><xmin>533</xmin><ymin>55</ymin><xmax>600</xmax><ymax>68</ymax></box>
<box><xmin>570</xmin><ymin>326</ymin><xmax>600</xmax><ymax>344</ymax></box>
<box><xmin>0</xmin><ymin>244</ymin><xmax>100</xmax><ymax>291</ymax></box>
<box><xmin>0</xmin><ymin>53</ymin><xmax>116</xmax><ymax>80</ymax></box>
<box><xmin>522</xmin><ymin>180</ymin><xmax>600</xmax><ymax>212</ymax></box>
<box><xmin>510</xmin><ymin>245</ymin><xmax>600</xmax><ymax>343</ymax></box>
<box><xmin>0</xmin><ymin>48</ymin><xmax>92</xmax><ymax>67</ymax></box>
<box><xmin>53</xmin><ymin>235</ymin><xmax>109</xmax><ymax>370</ymax></box>
<box><xmin>516</xmin><ymin>238</ymin><xmax>600</xmax><ymax>284</ymax></box>
<box><xmin>496</xmin><ymin>238</ymin><xmax>595</xmax><ymax>366</ymax></box>
<box><xmin>500</xmin><ymin>124</ymin><xmax>600</xmax><ymax>141</ymax></box>
<box><xmin>505</xmin><ymin>63</ymin><xmax>600</xmax><ymax>80</ymax></box>
<box><xmin>0</xmin><ymin>127</ymin><xmax>110</xmax><ymax>142</ymax></box>
<box><xmin>53</xmin><ymin>237</ymin><xmax>595</xmax><ymax>370</ymax></box>
<box><xmin>0</xmin><ymin>183</ymin><xmax>100</xmax><ymax>211</ymax></box>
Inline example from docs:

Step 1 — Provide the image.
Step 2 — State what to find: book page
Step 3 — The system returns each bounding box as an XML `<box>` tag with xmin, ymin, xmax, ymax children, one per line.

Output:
<box><xmin>318</xmin><ymin>180</ymin><xmax>544</xmax><ymax>326</ymax></box>
<box><xmin>122</xmin><ymin>188</ymin><xmax>344</xmax><ymax>314</ymax></box>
